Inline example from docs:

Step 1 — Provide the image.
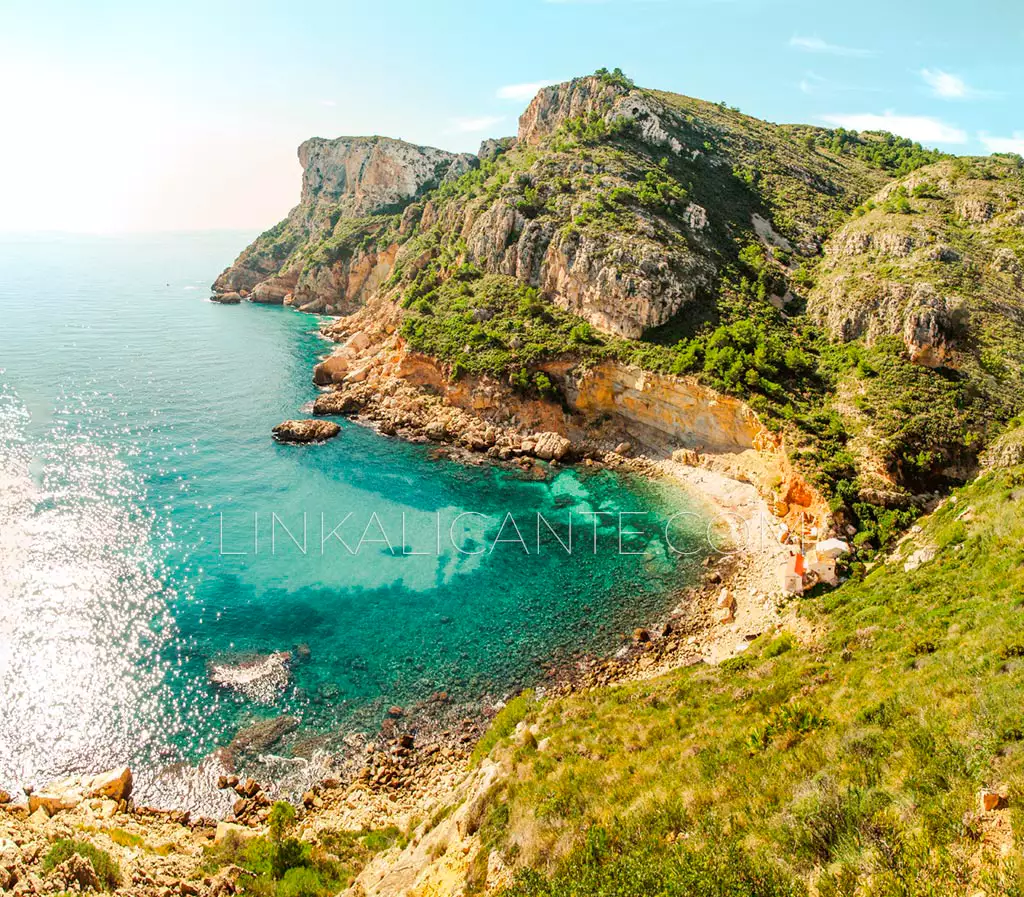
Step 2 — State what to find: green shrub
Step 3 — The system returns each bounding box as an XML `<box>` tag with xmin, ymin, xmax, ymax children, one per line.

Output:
<box><xmin>42</xmin><ymin>840</ymin><xmax>121</xmax><ymax>891</ymax></box>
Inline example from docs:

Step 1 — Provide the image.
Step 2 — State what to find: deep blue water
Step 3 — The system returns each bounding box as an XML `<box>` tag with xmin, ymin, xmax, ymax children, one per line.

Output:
<box><xmin>0</xmin><ymin>233</ymin><xmax>704</xmax><ymax>810</ymax></box>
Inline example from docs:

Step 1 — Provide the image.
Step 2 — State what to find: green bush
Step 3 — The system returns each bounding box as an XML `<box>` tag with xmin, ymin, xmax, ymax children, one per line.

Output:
<box><xmin>503</xmin><ymin>826</ymin><xmax>805</xmax><ymax>897</ymax></box>
<box><xmin>42</xmin><ymin>840</ymin><xmax>121</xmax><ymax>891</ymax></box>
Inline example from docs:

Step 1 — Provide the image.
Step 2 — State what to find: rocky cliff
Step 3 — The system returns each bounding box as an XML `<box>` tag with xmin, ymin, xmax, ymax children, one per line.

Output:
<box><xmin>212</xmin><ymin>136</ymin><xmax>474</xmax><ymax>312</ymax></box>
<box><xmin>809</xmin><ymin>156</ymin><xmax>1024</xmax><ymax>370</ymax></box>
<box><xmin>213</xmin><ymin>69</ymin><xmax>1024</xmax><ymax>550</ymax></box>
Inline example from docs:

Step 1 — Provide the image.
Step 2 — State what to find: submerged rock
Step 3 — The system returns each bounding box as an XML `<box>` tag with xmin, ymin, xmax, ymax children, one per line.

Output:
<box><xmin>272</xmin><ymin>419</ymin><xmax>341</xmax><ymax>443</ymax></box>
<box><xmin>228</xmin><ymin>715</ymin><xmax>299</xmax><ymax>757</ymax></box>
<box><xmin>209</xmin><ymin>651</ymin><xmax>292</xmax><ymax>702</ymax></box>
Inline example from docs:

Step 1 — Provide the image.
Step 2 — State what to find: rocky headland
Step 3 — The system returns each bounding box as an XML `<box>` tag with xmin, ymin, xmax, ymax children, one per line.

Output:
<box><xmin>8</xmin><ymin>69</ymin><xmax>1024</xmax><ymax>897</ymax></box>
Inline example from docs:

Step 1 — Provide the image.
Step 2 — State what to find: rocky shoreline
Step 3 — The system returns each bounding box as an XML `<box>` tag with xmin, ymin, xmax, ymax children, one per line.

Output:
<box><xmin>0</xmin><ymin>288</ymin><xmax>834</xmax><ymax>897</ymax></box>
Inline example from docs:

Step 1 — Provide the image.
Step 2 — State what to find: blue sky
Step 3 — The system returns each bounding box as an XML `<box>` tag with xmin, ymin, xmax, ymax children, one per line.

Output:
<box><xmin>1</xmin><ymin>0</ymin><xmax>1020</xmax><ymax>231</ymax></box>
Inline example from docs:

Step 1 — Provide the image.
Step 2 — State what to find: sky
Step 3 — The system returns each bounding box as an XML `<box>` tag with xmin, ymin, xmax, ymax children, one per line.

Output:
<box><xmin>0</xmin><ymin>0</ymin><xmax>1021</xmax><ymax>233</ymax></box>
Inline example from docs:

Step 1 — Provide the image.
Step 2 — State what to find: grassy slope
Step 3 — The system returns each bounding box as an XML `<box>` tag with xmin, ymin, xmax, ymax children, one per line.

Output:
<box><xmin>467</xmin><ymin>463</ymin><xmax>1024</xmax><ymax>896</ymax></box>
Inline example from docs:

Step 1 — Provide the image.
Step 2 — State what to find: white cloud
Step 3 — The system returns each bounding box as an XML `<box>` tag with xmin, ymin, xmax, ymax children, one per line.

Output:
<box><xmin>820</xmin><ymin>112</ymin><xmax>967</xmax><ymax>145</ymax></box>
<box><xmin>790</xmin><ymin>35</ymin><xmax>872</xmax><ymax>57</ymax></box>
<box><xmin>496</xmin><ymin>81</ymin><xmax>557</xmax><ymax>101</ymax></box>
<box><xmin>920</xmin><ymin>68</ymin><xmax>971</xmax><ymax>99</ymax></box>
<box><xmin>980</xmin><ymin>132</ymin><xmax>1024</xmax><ymax>155</ymax></box>
<box><xmin>447</xmin><ymin>115</ymin><xmax>506</xmax><ymax>134</ymax></box>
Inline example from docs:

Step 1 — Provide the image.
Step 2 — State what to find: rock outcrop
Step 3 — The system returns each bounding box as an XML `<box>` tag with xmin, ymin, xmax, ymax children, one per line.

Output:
<box><xmin>296</xmin><ymin>136</ymin><xmax>473</xmax><ymax>219</ymax></box>
<box><xmin>209</xmin><ymin>651</ymin><xmax>293</xmax><ymax>702</ymax></box>
<box><xmin>810</xmin><ymin>157</ymin><xmax>1024</xmax><ymax>372</ymax></box>
<box><xmin>903</xmin><ymin>290</ymin><xmax>952</xmax><ymax>367</ymax></box>
<box><xmin>271</xmin><ymin>420</ymin><xmax>341</xmax><ymax>444</ymax></box>
<box><xmin>211</xmin><ymin>137</ymin><xmax>475</xmax><ymax>309</ymax></box>
<box><xmin>27</xmin><ymin>767</ymin><xmax>133</xmax><ymax>817</ymax></box>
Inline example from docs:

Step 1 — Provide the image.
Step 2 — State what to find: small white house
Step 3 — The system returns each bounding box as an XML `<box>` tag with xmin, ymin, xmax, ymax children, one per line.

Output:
<box><xmin>780</xmin><ymin>552</ymin><xmax>805</xmax><ymax>595</ymax></box>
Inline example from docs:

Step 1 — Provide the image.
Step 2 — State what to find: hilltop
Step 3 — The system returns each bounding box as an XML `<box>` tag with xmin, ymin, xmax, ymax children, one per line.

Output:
<box><xmin>214</xmin><ymin>69</ymin><xmax>1024</xmax><ymax>563</ymax></box>
<box><xmin>3</xmin><ymin>69</ymin><xmax>1021</xmax><ymax>897</ymax></box>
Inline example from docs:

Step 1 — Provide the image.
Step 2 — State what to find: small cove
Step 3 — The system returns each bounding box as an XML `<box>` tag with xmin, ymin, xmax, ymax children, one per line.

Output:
<box><xmin>0</xmin><ymin>233</ymin><xmax>709</xmax><ymax>810</ymax></box>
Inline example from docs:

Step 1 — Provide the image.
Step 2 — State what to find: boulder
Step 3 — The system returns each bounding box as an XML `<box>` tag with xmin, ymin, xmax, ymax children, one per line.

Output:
<box><xmin>312</xmin><ymin>355</ymin><xmax>350</xmax><ymax>385</ymax></box>
<box><xmin>211</xmin><ymin>292</ymin><xmax>242</xmax><ymax>304</ymax></box>
<box><xmin>343</xmin><ymin>365</ymin><xmax>371</xmax><ymax>384</ymax></box>
<box><xmin>28</xmin><ymin>787</ymin><xmax>81</xmax><ymax>816</ymax></box>
<box><xmin>981</xmin><ymin>789</ymin><xmax>1009</xmax><ymax>812</ymax></box>
<box><xmin>343</xmin><ymin>332</ymin><xmax>371</xmax><ymax>352</ymax></box>
<box><xmin>83</xmin><ymin>767</ymin><xmax>132</xmax><ymax>802</ymax></box>
<box><xmin>272</xmin><ymin>420</ymin><xmax>341</xmax><ymax>444</ymax></box>
<box><xmin>27</xmin><ymin>766</ymin><xmax>132</xmax><ymax>816</ymax></box>
<box><xmin>531</xmin><ymin>432</ymin><xmax>572</xmax><ymax>462</ymax></box>
<box><xmin>251</xmin><ymin>277</ymin><xmax>294</xmax><ymax>304</ymax></box>
<box><xmin>312</xmin><ymin>392</ymin><xmax>364</xmax><ymax>416</ymax></box>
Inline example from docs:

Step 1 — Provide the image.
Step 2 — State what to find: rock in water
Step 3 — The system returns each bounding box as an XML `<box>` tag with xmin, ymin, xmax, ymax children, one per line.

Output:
<box><xmin>312</xmin><ymin>392</ymin><xmax>364</xmax><ymax>416</ymax></box>
<box><xmin>228</xmin><ymin>715</ymin><xmax>299</xmax><ymax>757</ymax></box>
<box><xmin>272</xmin><ymin>419</ymin><xmax>341</xmax><ymax>443</ymax></box>
<box><xmin>209</xmin><ymin>651</ymin><xmax>292</xmax><ymax>703</ymax></box>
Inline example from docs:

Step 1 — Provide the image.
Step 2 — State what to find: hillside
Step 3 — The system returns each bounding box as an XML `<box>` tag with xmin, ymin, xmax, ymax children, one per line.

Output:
<box><xmin>6</xmin><ymin>450</ymin><xmax>1021</xmax><ymax>897</ymax></box>
<box><xmin>212</xmin><ymin>70</ymin><xmax>1024</xmax><ymax>564</ymax></box>
<box><xmin>353</xmin><ymin>446</ymin><xmax>1024</xmax><ymax>896</ymax></box>
<box><xmin>4</xmin><ymin>67</ymin><xmax>1024</xmax><ymax>897</ymax></box>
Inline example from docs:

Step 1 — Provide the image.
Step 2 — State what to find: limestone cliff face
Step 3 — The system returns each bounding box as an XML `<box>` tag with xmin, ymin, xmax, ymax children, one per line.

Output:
<box><xmin>567</xmin><ymin>362</ymin><xmax>764</xmax><ymax>455</ymax></box>
<box><xmin>296</xmin><ymin>136</ymin><xmax>474</xmax><ymax>219</ymax></box>
<box><xmin>518</xmin><ymin>75</ymin><xmax>685</xmax><ymax>155</ymax></box>
<box><xmin>517</xmin><ymin>77</ymin><xmax>627</xmax><ymax>145</ymax></box>
<box><xmin>211</xmin><ymin>137</ymin><xmax>475</xmax><ymax>311</ymax></box>
<box><xmin>808</xmin><ymin>157</ymin><xmax>1024</xmax><ymax>368</ymax></box>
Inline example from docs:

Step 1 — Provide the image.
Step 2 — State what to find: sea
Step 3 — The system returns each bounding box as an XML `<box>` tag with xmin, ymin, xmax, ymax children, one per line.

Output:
<box><xmin>0</xmin><ymin>233</ymin><xmax>706</xmax><ymax>812</ymax></box>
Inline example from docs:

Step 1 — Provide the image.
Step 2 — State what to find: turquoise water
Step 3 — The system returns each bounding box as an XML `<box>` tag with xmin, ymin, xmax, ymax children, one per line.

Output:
<box><xmin>0</xmin><ymin>234</ymin><xmax>705</xmax><ymax>810</ymax></box>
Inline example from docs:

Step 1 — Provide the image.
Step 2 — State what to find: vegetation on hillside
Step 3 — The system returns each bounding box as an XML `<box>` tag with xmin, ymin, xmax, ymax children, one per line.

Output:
<box><xmin>229</xmin><ymin>69</ymin><xmax>1024</xmax><ymax>563</ymax></box>
<box><xmin>201</xmin><ymin>801</ymin><xmax>409</xmax><ymax>897</ymax></box>
<box><xmin>42</xmin><ymin>839</ymin><xmax>122</xmax><ymax>891</ymax></box>
<box><xmin>468</xmin><ymin>465</ymin><xmax>1024</xmax><ymax>896</ymax></box>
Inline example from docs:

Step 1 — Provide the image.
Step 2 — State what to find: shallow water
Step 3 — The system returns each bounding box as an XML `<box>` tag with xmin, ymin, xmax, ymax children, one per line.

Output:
<box><xmin>0</xmin><ymin>233</ymin><xmax>706</xmax><ymax>810</ymax></box>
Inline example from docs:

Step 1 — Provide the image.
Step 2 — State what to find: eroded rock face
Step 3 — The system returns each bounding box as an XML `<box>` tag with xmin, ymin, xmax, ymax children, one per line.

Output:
<box><xmin>983</xmin><ymin>426</ymin><xmax>1024</xmax><ymax>469</ymax></box>
<box><xmin>212</xmin><ymin>138</ymin><xmax>474</xmax><ymax>306</ymax></box>
<box><xmin>903</xmin><ymin>294</ymin><xmax>951</xmax><ymax>367</ymax></box>
<box><xmin>290</xmin><ymin>243</ymin><xmax>399</xmax><ymax>314</ymax></box>
<box><xmin>271</xmin><ymin>420</ymin><xmax>341</xmax><ymax>444</ymax></box>
<box><xmin>539</xmin><ymin>228</ymin><xmax>713</xmax><ymax>338</ymax></box>
<box><xmin>517</xmin><ymin>76</ymin><xmax>628</xmax><ymax>145</ymax></box>
<box><xmin>297</xmin><ymin>136</ymin><xmax>474</xmax><ymax>219</ymax></box>
<box><xmin>569</xmin><ymin>362</ymin><xmax>765</xmax><ymax>455</ymax></box>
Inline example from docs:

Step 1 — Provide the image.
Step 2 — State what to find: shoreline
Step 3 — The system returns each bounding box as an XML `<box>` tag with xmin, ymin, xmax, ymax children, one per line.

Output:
<box><xmin>0</xmin><ymin>301</ymin><xmax>822</xmax><ymax>894</ymax></box>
